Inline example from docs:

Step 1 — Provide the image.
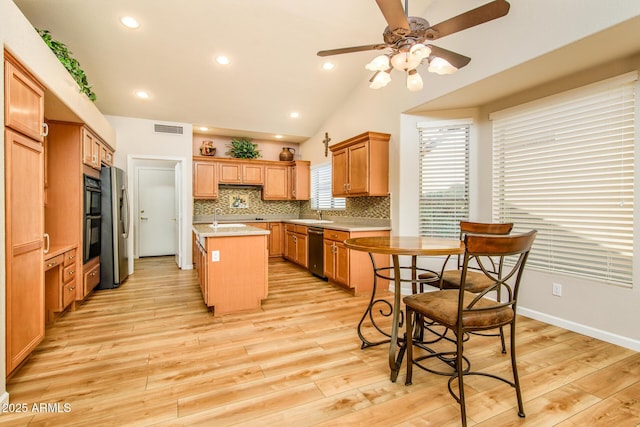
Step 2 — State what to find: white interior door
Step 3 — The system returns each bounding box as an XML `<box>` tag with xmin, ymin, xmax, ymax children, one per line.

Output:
<box><xmin>174</xmin><ymin>162</ymin><xmax>182</xmax><ymax>267</ymax></box>
<box><xmin>137</xmin><ymin>167</ymin><xmax>176</xmax><ymax>257</ymax></box>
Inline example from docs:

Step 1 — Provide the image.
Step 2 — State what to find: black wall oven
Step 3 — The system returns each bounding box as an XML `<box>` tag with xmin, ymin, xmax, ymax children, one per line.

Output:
<box><xmin>83</xmin><ymin>175</ymin><xmax>101</xmax><ymax>263</ymax></box>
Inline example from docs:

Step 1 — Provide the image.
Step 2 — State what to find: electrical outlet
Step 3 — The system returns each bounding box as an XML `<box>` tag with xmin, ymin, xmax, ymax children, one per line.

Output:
<box><xmin>212</xmin><ymin>250</ymin><xmax>220</xmax><ymax>262</ymax></box>
<box><xmin>552</xmin><ymin>282</ymin><xmax>562</xmax><ymax>297</ymax></box>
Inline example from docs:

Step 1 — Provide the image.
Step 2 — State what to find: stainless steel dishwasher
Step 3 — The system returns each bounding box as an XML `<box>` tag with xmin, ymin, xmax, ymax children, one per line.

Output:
<box><xmin>307</xmin><ymin>227</ymin><xmax>326</xmax><ymax>279</ymax></box>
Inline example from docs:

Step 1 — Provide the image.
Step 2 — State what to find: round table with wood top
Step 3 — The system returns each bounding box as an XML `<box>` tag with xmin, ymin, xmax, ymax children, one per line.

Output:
<box><xmin>344</xmin><ymin>236</ymin><xmax>465</xmax><ymax>382</ymax></box>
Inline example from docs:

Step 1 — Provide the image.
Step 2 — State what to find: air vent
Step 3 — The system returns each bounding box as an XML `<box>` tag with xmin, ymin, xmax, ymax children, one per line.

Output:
<box><xmin>154</xmin><ymin>124</ymin><xmax>184</xmax><ymax>135</ymax></box>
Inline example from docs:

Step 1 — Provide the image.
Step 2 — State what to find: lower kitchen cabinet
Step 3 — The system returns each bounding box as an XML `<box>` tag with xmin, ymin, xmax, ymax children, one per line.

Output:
<box><xmin>245</xmin><ymin>222</ymin><xmax>284</xmax><ymax>257</ymax></box>
<box><xmin>284</xmin><ymin>224</ymin><xmax>308</xmax><ymax>268</ymax></box>
<box><xmin>44</xmin><ymin>246</ymin><xmax>78</xmax><ymax>323</ymax></box>
<box><xmin>323</xmin><ymin>229</ymin><xmax>390</xmax><ymax>295</ymax></box>
<box><xmin>82</xmin><ymin>257</ymin><xmax>101</xmax><ymax>298</ymax></box>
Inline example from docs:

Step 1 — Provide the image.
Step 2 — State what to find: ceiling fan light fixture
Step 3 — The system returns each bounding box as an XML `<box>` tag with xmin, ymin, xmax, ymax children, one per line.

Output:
<box><xmin>428</xmin><ymin>56</ymin><xmax>458</xmax><ymax>75</ymax></box>
<box><xmin>390</xmin><ymin>51</ymin><xmax>422</xmax><ymax>72</ymax></box>
<box><xmin>365</xmin><ymin>54</ymin><xmax>390</xmax><ymax>71</ymax></box>
<box><xmin>369</xmin><ymin>70</ymin><xmax>392</xmax><ymax>89</ymax></box>
<box><xmin>406</xmin><ymin>69</ymin><xmax>423</xmax><ymax>92</ymax></box>
<box><xmin>409</xmin><ymin>43</ymin><xmax>431</xmax><ymax>59</ymax></box>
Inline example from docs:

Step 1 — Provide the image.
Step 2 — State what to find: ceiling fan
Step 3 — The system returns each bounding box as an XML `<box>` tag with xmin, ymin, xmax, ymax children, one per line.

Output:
<box><xmin>317</xmin><ymin>0</ymin><xmax>511</xmax><ymax>91</ymax></box>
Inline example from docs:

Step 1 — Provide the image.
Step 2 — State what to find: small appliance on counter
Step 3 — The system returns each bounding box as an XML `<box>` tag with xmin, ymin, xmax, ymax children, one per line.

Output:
<box><xmin>98</xmin><ymin>166</ymin><xmax>130</xmax><ymax>289</ymax></box>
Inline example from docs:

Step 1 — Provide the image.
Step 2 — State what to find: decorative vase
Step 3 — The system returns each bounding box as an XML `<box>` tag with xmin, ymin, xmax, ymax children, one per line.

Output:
<box><xmin>279</xmin><ymin>147</ymin><xmax>295</xmax><ymax>161</ymax></box>
<box><xmin>200</xmin><ymin>140</ymin><xmax>216</xmax><ymax>156</ymax></box>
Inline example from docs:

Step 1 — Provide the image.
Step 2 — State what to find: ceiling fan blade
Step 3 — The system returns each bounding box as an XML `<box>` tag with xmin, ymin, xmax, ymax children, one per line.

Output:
<box><xmin>427</xmin><ymin>45</ymin><xmax>471</xmax><ymax>69</ymax></box>
<box><xmin>425</xmin><ymin>0</ymin><xmax>510</xmax><ymax>40</ymax></box>
<box><xmin>317</xmin><ymin>44</ymin><xmax>387</xmax><ymax>57</ymax></box>
<box><xmin>375</xmin><ymin>0</ymin><xmax>410</xmax><ymax>34</ymax></box>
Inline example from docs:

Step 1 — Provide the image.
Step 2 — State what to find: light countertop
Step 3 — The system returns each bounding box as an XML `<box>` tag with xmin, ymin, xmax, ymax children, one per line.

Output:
<box><xmin>193</xmin><ymin>216</ymin><xmax>391</xmax><ymax>233</ymax></box>
<box><xmin>192</xmin><ymin>223</ymin><xmax>270</xmax><ymax>239</ymax></box>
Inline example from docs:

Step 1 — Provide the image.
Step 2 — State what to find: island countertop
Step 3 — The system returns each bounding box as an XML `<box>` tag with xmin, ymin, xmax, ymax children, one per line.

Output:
<box><xmin>192</xmin><ymin>223</ymin><xmax>271</xmax><ymax>239</ymax></box>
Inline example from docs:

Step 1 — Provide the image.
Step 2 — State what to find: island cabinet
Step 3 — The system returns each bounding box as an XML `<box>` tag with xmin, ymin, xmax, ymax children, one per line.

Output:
<box><xmin>4</xmin><ymin>52</ymin><xmax>46</xmax><ymax>376</ymax></box>
<box><xmin>284</xmin><ymin>224</ymin><xmax>308</xmax><ymax>268</ymax></box>
<box><xmin>288</xmin><ymin>160</ymin><xmax>310</xmax><ymax>200</ymax></box>
<box><xmin>323</xmin><ymin>229</ymin><xmax>391</xmax><ymax>295</ymax></box>
<box><xmin>193</xmin><ymin>228</ymin><xmax>268</xmax><ymax>316</ymax></box>
<box><xmin>243</xmin><ymin>222</ymin><xmax>284</xmax><ymax>257</ymax></box>
<box><xmin>193</xmin><ymin>160</ymin><xmax>218</xmax><ymax>199</ymax></box>
<box><xmin>330</xmin><ymin>131</ymin><xmax>390</xmax><ymax>197</ymax></box>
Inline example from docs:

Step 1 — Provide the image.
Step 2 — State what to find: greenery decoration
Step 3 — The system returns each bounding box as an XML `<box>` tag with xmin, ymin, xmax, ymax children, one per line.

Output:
<box><xmin>37</xmin><ymin>29</ymin><xmax>97</xmax><ymax>102</ymax></box>
<box><xmin>226</xmin><ymin>137</ymin><xmax>261</xmax><ymax>159</ymax></box>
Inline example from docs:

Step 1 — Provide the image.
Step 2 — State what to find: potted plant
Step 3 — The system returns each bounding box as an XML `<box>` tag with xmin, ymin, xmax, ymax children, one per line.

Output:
<box><xmin>226</xmin><ymin>137</ymin><xmax>261</xmax><ymax>159</ymax></box>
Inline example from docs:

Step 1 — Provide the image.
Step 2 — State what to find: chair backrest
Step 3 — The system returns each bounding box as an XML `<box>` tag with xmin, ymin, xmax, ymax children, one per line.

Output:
<box><xmin>459</xmin><ymin>230</ymin><xmax>537</xmax><ymax>316</ymax></box>
<box><xmin>456</xmin><ymin>222</ymin><xmax>514</xmax><ymax>273</ymax></box>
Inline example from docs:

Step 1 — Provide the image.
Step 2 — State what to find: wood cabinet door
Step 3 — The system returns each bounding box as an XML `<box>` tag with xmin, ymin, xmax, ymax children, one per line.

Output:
<box><xmin>82</xmin><ymin>128</ymin><xmax>99</xmax><ymax>168</ymax></box>
<box><xmin>242</xmin><ymin>164</ymin><xmax>264</xmax><ymax>185</ymax></box>
<box><xmin>296</xmin><ymin>233</ymin><xmax>308</xmax><ymax>268</ymax></box>
<box><xmin>289</xmin><ymin>162</ymin><xmax>310</xmax><ymax>200</ymax></box>
<box><xmin>323</xmin><ymin>240</ymin><xmax>335</xmax><ymax>280</ymax></box>
<box><xmin>334</xmin><ymin>242</ymin><xmax>350</xmax><ymax>286</ymax></box>
<box><xmin>218</xmin><ymin>162</ymin><xmax>242</xmax><ymax>183</ymax></box>
<box><xmin>284</xmin><ymin>231</ymin><xmax>296</xmax><ymax>261</ymax></box>
<box><xmin>263</xmin><ymin>165</ymin><xmax>288</xmax><ymax>200</ymax></box>
<box><xmin>332</xmin><ymin>148</ymin><xmax>348</xmax><ymax>196</ymax></box>
<box><xmin>193</xmin><ymin>161</ymin><xmax>217</xmax><ymax>199</ymax></box>
<box><xmin>347</xmin><ymin>141</ymin><xmax>369</xmax><ymax>195</ymax></box>
<box><xmin>268</xmin><ymin>222</ymin><xmax>284</xmax><ymax>257</ymax></box>
<box><xmin>4</xmin><ymin>58</ymin><xmax>45</xmax><ymax>142</ymax></box>
<box><xmin>5</xmin><ymin>129</ymin><xmax>45</xmax><ymax>374</ymax></box>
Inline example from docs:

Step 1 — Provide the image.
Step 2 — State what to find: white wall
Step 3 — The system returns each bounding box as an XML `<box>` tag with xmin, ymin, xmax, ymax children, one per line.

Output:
<box><xmin>105</xmin><ymin>116</ymin><xmax>193</xmax><ymax>270</ymax></box>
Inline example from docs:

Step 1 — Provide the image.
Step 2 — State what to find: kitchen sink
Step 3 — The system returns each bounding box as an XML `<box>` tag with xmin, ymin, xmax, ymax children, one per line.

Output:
<box><xmin>290</xmin><ymin>219</ymin><xmax>334</xmax><ymax>224</ymax></box>
<box><xmin>209</xmin><ymin>223</ymin><xmax>247</xmax><ymax>228</ymax></box>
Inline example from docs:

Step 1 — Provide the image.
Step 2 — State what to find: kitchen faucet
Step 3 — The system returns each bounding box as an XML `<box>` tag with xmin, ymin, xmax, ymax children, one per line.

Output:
<box><xmin>213</xmin><ymin>208</ymin><xmax>223</xmax><ymax>227</ymax></box>
<box><xmin>317</xmin><ymin>210</ymin><xmax>322</xmax><ymax>220</ymax></box>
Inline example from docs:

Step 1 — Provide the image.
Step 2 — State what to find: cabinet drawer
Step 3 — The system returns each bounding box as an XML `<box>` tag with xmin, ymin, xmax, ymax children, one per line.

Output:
<box><xmin>324</xmin><ymin>229</ymin><xmax>350</xmax><ymax>242</ymax></box>
<box><xmin>84</xmin><ymin>263</ymin><xmax>100</xmax><ymax>292</ymax></box>
<box><xmin>64</xmin><ymin>249</ymin><xmax>77</xmax><ymax>266</ymax></box>
<box><xmin>285</xmin><ymin>223</ymin><xmax>308</xmax><ymax>234</ymax></box>
<box><xmin>62</xmin><ymin>264</ymin><xmax>76</xmax><ymax>283</ymax></box>
<box><xmin>62</xmin><ymin>279</ymin><xmax>77</xmax><ymax>309</ymax></box>
<box><xmin>44</xmin><ymin>254</ymin><xmax>64</xmax><ymax>271</ymax></box>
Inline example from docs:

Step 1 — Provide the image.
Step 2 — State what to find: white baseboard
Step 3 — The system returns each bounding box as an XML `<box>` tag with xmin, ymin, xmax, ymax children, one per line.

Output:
<box><xmin>0</xmin><ymin>391</ymin><xmax>9</xmax><ymax>407</ymax></box>
<box><xmin>518</xmin><ymin>307</ymin><xmax>640</xmax><ymax>352</ymax></box>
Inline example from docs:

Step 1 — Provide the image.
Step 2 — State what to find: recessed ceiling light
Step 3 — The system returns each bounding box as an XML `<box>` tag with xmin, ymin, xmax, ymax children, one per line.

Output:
<box><xmin>199</xmin><ymin>127</ymin><xmax>209</xmax><ymax>131</ymax></box>
<box><xmin>322</xmin><ymin>62</ymin><xmax>335</xmax><ymax>71</ymax></box>
<box><xmin>216</xmin><ymin>56</ymin><xmax>230</xmax><ymax>65</ymax></box>
<box><xmin>289</xmin><ymin>112</ymin><xmax>300</xmax><ymax>119</ymax></box>
<box><xmin>120</xmin><ymin>16</ymin><xmax>140</xmax><ymax>29</ymax></box>
<box><xmin>275</xmin><ymin>135</ymin><xmax>283</xmax><ymax>139</ymax></box>
<box><xmin>135</xmin><ymin>90</ymin><xmax>149</xmax><ymax>99</ymax></box>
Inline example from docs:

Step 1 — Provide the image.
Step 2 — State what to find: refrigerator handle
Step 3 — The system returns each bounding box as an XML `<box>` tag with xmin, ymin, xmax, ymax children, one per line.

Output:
<box><xmin>122</xmin><ymin>185</ymin><xmax>131</xmax><ymax>239</ymax></box>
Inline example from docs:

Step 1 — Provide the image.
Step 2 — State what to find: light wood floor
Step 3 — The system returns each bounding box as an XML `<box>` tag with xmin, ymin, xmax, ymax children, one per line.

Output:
<box><xmin>3</xmin><ymin>257</ymin><xmax>640</xmax><ymax>426</ymax></box>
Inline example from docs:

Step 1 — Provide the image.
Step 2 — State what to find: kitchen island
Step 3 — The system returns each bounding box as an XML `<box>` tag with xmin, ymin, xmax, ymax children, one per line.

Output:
<box><xmin>192</xmin><ymin>223</ymin><xmax>269</xmax><ymax>315</ymax></box>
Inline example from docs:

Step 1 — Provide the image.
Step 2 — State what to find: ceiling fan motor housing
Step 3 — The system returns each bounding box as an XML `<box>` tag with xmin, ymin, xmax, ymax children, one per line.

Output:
<box><xmin>383</xmin><ymin>16</ymin><xmax>431</xmax><ymax>49</ymax></box>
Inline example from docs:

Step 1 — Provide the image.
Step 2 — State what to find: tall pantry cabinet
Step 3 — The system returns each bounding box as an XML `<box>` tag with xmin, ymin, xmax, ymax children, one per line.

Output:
<box><xmin>4</xmin><ymin>52</ymin><xmax>46</xmax><ymax>375</ymax></box>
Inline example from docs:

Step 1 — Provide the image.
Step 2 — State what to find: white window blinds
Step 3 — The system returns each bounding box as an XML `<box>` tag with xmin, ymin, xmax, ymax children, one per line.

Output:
<box><xmin>418</xmin><ymin>121</ymin><xmax>470</xmax><ymax>238</ymax></box>
<box><xmin>491</xmin><ymin>72</ymin><xmax>637</xmax><ymax>287</ymax></box>
<box><xmin>310</xmin><ymin>162</ymin><xmax>346</xmax><ymax>210</ymax></box>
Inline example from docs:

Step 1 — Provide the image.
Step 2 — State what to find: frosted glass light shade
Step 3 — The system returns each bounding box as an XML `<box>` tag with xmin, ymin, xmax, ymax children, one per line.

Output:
<box><xmin>428</xmin><ymin>57</ymin><xmax>458</xmax><ymax>75</ymax></box>
<box><xmin>390</xmin><ymin>51</ymin><xmax>422</xmax><ymax>71</ymax></box>
<box><xmin>365</xmin><ymin>55</ymin><xmax>390</xmax><ymax>71</ymax></box>
<box><xmin>406</xmin><ymin>69</ymin><xmax>423</xmax><ymax>91</ymax></box>
<box><xmin>410</xmin><ymin>44</ymin><xmax>431</xmax><ymax>59</ymax></box>
<box><xmin>369</xmin><ymin>70</ymin><xmax>392</xmax><ymax>89</ymax></box>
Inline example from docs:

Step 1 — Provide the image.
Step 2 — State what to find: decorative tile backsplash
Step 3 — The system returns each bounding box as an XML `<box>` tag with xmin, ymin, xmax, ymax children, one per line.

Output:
<box><xmin>194</xmin><ymin>186</ymin><xmax>390</xmax><ymax>219</ymax></box>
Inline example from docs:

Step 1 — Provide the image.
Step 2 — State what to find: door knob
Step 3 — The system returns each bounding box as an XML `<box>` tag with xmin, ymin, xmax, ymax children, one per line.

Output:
<box><xmin>140</xmin><ymin>217</ymin><xmax>149</xmax><ymax>221</ymax></box>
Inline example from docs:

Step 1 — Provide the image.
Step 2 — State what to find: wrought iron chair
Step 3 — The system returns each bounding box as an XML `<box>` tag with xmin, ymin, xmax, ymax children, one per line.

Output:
<box><xmin>404</xmin><ymin>230</ymin><xmax>537</xmax><ymax>427</ymax></box>
<box><xmin>419</xmin><ymin>221</ymin><xmax>514</xmax><ymax>352</ymax></box>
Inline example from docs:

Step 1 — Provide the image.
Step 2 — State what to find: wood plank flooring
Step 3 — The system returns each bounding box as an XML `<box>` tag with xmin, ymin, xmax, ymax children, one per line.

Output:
<box><xmin>3</xmin><ymin>257</ymin><xmax>639</xmax><ymax>426</ymax></box>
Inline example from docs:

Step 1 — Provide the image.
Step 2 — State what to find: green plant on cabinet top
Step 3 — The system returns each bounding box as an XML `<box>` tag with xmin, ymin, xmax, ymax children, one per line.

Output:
<box><xmin>37</xmin><ymin>29</ymin><xmax>96</xmax><ymax>102</ymax></box>
<box><xmin>226</xmin><ymin>137</ymin><xmax>261</xmax><ymax>159</ymax></box>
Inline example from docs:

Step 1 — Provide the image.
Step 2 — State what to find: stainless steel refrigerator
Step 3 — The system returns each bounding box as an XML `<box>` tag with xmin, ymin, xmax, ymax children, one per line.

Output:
<box><xmin>98</xmin><ymin>166</ymin><xmax>130</xmax><ymax>289</ymax></box>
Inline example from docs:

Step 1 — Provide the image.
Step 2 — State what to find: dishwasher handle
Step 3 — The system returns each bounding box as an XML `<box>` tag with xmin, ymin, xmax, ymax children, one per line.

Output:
<box><xmin>308</xmin><ymin>228</ymin><xmax>324</xmax><ymax>235</ymax></box>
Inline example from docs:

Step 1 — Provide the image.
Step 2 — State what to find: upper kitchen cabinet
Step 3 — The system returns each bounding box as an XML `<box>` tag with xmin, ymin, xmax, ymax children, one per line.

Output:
<box><xmin>217</xmin><ymin>158</ymin><xmax>264</xmax><ymax>185</ymax></box>
<box><xmin>193</xmin><ymin>160</ymin><xmax>218</xmax><ymax>199</ymax></box>
<box><xmin>82</xmin><ymin>127</ymin><xmax>113</xmax><ymax>170</ymax></box>
<box><xmin>330</xmin><ymin>131</ymin><xmax>390</xmax><ymax>197</ymax></box>
<box><xmin>263</xmin><ymin>164</ymin><xmax>288</xmax><ymax>200</ymax></box>
<box><xmin>288</xmin><ymin>160</ymin><xmax>310</xmax><ymax>200</ymax></box>
<box><xmin>4</xmin><ymin>52</ymin><xmax>46</xmax><ymax>142</ymax></box>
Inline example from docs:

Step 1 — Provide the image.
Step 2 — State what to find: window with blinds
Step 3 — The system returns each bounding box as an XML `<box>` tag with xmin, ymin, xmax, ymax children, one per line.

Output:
<box><xmin>310</xmin><ymin>162</ymin><xmax>346</xmax><ymax>210</ymax></box>
<box><xmin>418</xmin><ymin>121</ymin><xmax>470</xmax><ymax>238</ymax></box>
<box><xmin>491</xmin><ymin>72</ymin><xmax>637</xmax><ymax>287</ymax></box>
